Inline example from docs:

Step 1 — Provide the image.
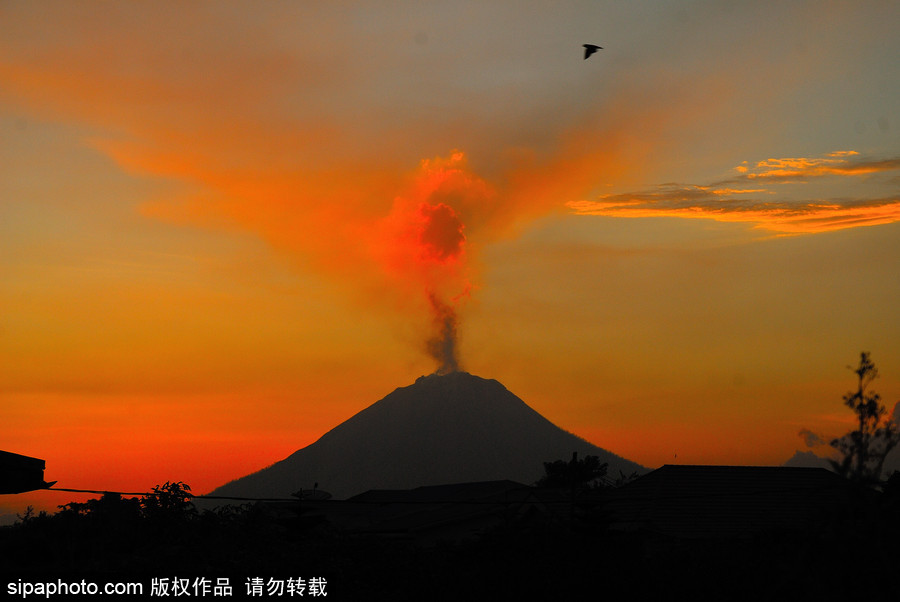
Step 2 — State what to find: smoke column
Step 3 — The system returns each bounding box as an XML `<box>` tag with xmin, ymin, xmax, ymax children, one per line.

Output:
<box><xmin>426</xmin><ymin>293</ymin><xmax>460</xmax><ymax>374</ymax></box>
<box><xmin>373</xmin><ymin>153</ymin><xmax>481</xmax><ymax>374</ymax></box>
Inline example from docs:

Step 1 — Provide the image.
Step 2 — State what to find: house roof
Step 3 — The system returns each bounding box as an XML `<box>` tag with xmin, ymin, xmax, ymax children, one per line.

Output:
<box><xmin>344</xmin><ymin>480</ymin><xmax>537</xmax><ymax>537</ymax></box>
<box><xmin>347</xmin><ymin>480</ymin><xmax>530</xmax><ymax>504</ymax></box>
<box><xmin>262</xmin><ymin>480</ymin><xmax>569</xmax><ymax>543</ymax></box>
<box><xmin>0</xmin><ymin>450</ymin><xmax>54</xmax><ymax>494</ymax></box>
<box><xmin>604</xmin><ymin>464</ymin><xmax>855</xmax><ymax>539</ymax></box>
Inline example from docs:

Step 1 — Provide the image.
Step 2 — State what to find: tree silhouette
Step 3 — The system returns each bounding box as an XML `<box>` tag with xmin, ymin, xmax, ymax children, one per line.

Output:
<box><xmin>536</xmin><ymin>452</ymin><xmax>608</xmax><ymax>491</ymax></box>
<box><xmin>140</xmin><ymin>481</ymin><xmax>196</xmax><ymax>522</ymax></box>
<box><xmin>57</xmin><ymin>492</ymin><xmax>141</xmax><ymax>524</ymax></box>
<box><xmin>829</xmin><ymin>352</ymin><xmax>900</xmax><ymax>484</ymax></box>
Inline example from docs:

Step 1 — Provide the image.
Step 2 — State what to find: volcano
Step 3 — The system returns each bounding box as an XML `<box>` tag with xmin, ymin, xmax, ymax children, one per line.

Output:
<box><xmin>209</xmin><ymin>372</ymin><xmax>644</xmax><ymax>499</ymax></box>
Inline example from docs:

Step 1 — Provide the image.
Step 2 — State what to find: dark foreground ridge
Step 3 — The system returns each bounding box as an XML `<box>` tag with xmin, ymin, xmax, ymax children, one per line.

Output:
<box><xmin>209</xmin><ymin>371</ymin><xmax>644</xmax><ymax>500</ymax></box>
<box><xmin>5</xmin><ymin>469</ymin><xmax>899</xmax><ymax>599</ymax></box>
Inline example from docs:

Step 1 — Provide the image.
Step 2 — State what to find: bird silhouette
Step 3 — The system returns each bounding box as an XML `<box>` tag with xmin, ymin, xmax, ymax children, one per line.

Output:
<box><xmin>583</xmin><ymin>44</ymin><xmax>603</xmax><ymax>60</ymax></box>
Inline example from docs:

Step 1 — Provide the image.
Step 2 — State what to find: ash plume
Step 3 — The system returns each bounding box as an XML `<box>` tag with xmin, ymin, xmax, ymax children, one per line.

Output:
<box><xmin>426</xmin><ymin>294</ymin><xmax>460</xmax><ymax>375</ymax></box>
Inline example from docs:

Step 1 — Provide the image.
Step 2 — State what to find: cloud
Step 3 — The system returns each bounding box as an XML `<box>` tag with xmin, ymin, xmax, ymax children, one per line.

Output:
<box><xmin>568</xmin><ymin>151</ymin><xmax>900</xmax><ymax>234</ymax></box>
<box><xmin>742</xmin><ymin>152</ymin><xmax>900</xmax><ymax>182</ymax></box>
<box><xmin>798</xmin><ymin>428</ymin><xmax>826</xmax><ymax>448</ymax></box>
<box><xmin>0</xmin><ymin>5</ymin><xmax>667</xmax><ymax>297</ymax></box>
<box><xmin>3</xmin><ymin>2</ymin><xmax>898</xmax><ymax>367</ymax></box>
<box><xmin>783</xmin><ymin>450</ymin><xmax>831</xmax><ymax>469</ymax></box>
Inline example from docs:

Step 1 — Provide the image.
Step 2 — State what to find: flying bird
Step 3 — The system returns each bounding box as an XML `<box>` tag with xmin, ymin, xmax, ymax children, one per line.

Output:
<box><xmin>583</xmin><ymin>44</ymin><xmax>603</xmax><ymax>60</ymax></box>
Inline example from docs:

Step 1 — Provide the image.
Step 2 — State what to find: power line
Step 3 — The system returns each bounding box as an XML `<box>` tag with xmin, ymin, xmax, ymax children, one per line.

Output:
<box><xmin>43</xmin><ymin>486</ymin><xmax>611</xmax><ymax>506</ymax></box>
<box><xmin>45</xmin><ymin>487</ymin><xmax>301</xmax><ymax>502</ymax></box>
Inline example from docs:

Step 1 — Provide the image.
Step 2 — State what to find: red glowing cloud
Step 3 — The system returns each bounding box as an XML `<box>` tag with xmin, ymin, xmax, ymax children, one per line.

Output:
<box><xmin>419</xmin><ymin>203</ymin><xmax>465</xmax><ymax>263</ymax></box>
<box><xmin>366</xmin><ymin>152</ymin><xmax>488</xmax><ymax>372</ymax></box>
<box><xmin>373</xmin><ymin>201</ymin><xmax>466</xmax><ymax>287</ymax></box>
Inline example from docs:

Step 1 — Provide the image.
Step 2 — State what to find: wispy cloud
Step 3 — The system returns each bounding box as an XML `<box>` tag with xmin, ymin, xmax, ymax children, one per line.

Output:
<box><xmin>798</xmin><ymin>428</ymin><xmax>826</xmax><ymax>448</ymax></box>
<box><xmin>568</xmin><ymin>151</ymin><xmax>900</xmax><ymax>234</ymax></box>
<box><xmin>742</xmin><ymin>151</ymin><xmax>900</xmax><ymax>182</ymax></box>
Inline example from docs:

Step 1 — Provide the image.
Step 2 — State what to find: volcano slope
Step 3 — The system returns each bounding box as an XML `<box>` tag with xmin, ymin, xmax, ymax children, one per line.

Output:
<box><xmin>210</xmin><ymin>372</ymin><xmax>644</xmax><ymax>499</ymax></box>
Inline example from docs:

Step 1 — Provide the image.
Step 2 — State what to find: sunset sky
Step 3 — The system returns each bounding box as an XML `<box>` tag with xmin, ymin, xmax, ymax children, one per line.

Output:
<box><xmin>2</xmin><ymin>1</ymin><xmax>899</xmax><ymax>519</ymax></box>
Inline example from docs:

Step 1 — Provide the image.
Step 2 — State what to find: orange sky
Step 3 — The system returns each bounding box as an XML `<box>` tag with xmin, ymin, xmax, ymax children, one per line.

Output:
<box><xmin>2</xmin><ymin>1</ymin><xmax>899</xmax><ymax>520</ymax></box>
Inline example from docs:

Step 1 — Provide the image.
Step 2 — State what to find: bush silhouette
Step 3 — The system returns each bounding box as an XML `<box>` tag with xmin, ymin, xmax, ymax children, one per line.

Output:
<box><xmin>829</xmin><ymin>352</ymin><xmax>900</xmax><ymax>485</ymax></box>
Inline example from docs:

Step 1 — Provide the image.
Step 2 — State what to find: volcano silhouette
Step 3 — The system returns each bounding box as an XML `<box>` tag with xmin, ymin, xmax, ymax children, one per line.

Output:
<box><xmin>209</xmin><ymin>372</ymin><xmax>644</xmax><ymax>499</ymax></box>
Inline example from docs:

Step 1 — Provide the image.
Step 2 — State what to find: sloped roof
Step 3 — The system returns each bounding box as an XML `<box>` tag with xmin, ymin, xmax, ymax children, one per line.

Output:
<box><xmin>279</xmin><ymin>480</ymin><xmax>569</xmax><ymax>542</ymax></box>
<box><xmin>348</xmin><ymin>479</ymin><xmax>529</xmax><ymax>503</ymax></box>
<box><xmin>346</xmin><ymin>480</ymin><xmax>534</xmax><ymax>536</ymax></box>
<box><xmin>605</xmin><ymin>464</ymin><xmax>855</xmax><ymax>539</ymax></box>
<box><xmin>0</xmin><ymin>450</ymin><xmax>54</xmax><ymax>494</ymax></box>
